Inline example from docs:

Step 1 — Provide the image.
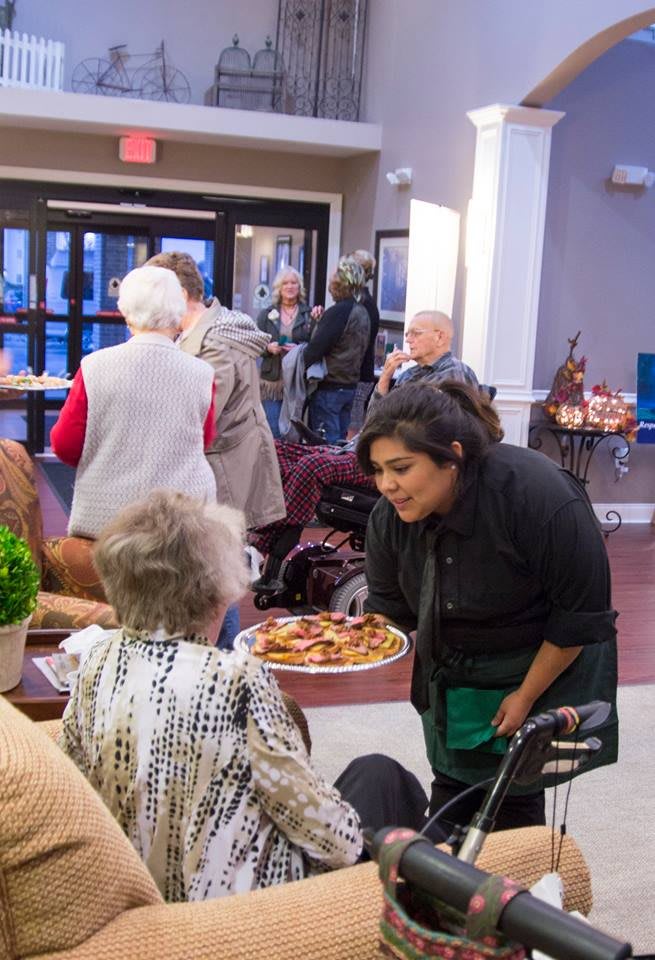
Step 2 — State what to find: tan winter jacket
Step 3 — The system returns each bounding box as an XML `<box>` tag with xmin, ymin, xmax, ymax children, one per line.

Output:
<box><xmin>179</xmin><ymin>303</ymin><xmax>285</xmax><ymax>528</ymax></box>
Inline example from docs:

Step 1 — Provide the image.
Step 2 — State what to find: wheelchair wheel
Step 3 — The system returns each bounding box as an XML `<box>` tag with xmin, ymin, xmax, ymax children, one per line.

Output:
<box><xmin>328</xmin><ymin>572</ymin><xmax>368</xmax><ymax>616</ymax></box>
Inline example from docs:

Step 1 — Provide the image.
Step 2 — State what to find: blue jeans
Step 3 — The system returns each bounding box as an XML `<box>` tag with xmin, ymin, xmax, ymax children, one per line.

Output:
<box><xmin>308</xmin><ymin>387</ymin><xmax>356</xmax><ymax>444</ymax></box>
<box><xmin>217</xmin><ymin>604</ymin><xmax>241</xmax><ymax>650</ymax></box>
<box><xmin>262</xmin><ymin>398</ymin><xmax>282</xmax><ymax>439</ymax></box>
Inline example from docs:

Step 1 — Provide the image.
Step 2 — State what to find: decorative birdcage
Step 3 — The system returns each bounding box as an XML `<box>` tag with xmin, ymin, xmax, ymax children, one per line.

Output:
<box><xmin>251</xmin><ymin>37</ymin><xmax>284</xmax><ymax>111</ymax></box>
<box><xmin>205</xmin><ymin>35</ymin><xmax>284</xmax><ymax>112</ymax></box>
<box><xmin>206</xmin><ymin>35</ymin><xmax>250</xmax><ymax>109</ymax></box>
<box><xmin>275</xmin><ymin>0</ymin><xmax>368</xmax><ymax>120</ymax></box>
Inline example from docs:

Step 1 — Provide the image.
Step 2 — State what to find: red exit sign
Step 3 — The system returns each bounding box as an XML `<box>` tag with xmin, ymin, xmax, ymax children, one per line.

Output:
<box><xmin>119</xmin><ymin>136</ymin><xmax>158</xmax><ymax>164</ymax></box>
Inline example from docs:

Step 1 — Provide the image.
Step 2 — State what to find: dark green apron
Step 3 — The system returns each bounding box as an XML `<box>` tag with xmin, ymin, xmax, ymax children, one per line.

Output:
<box><xmin>416</xmin><ymin>531</ymin><xmax>618</xmax><ymax>794</ymax></box>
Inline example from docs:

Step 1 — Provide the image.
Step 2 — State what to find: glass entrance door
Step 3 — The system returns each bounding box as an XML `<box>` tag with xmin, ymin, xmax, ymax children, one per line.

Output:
<box><xmin>0</xmin><ymin>208</ymin><xmax>37</xmax><ymax>448</ymax></box>
<box><xmin>232</xmin><ymin>225</ymin><xmax>319</xmax><ymax>317</ymax></box>
<box><xmin>0</xmin><ymin>186</ymin><xmax>331</xmax><ymax>453</ymax></box>
<box><xmin>32</xmin><ymin>214</ymin><xmax>217</xmax><ymax>452</ymax></box>
<box><xmin>220</xmin><ymin>199</ymin><xmax>329</xmax><ymax>313</ymax></box>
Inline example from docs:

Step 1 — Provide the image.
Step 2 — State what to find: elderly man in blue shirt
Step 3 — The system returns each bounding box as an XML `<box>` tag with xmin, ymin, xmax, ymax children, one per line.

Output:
<box><xmin>367</xmin><ymin>310</ymin><xmax>478</xmax><ymax>415</ymax></box>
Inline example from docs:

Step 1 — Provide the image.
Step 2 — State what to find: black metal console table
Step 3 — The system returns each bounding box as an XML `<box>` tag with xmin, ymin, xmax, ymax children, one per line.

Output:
<box><xmin>528</xmin><ymin>424</ymin><xmax>630</xmax><ymax>534</ymax></box>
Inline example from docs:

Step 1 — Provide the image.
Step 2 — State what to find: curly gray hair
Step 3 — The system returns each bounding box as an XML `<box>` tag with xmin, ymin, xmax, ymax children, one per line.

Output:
<box><xmin>94</xmin><ymin>490</ymin><xmax>249</xmax><ymax>635</ymax></box>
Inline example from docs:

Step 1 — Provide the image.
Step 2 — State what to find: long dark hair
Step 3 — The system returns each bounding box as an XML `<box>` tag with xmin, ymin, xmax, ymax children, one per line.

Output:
<box><xmin>357</xmin><ymin>380</ymin><xmax>503</xmax><ymax>475</ymax></box>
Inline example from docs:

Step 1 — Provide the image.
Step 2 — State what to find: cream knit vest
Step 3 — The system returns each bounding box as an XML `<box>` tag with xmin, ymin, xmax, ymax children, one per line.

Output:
<box><xmin>68</xmin><ymin>335</ymin><xmax>216</xmax><ymax>538</ymax></box>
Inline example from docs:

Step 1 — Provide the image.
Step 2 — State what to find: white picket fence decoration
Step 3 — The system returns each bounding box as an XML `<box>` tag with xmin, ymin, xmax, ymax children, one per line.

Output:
<box><xmin>0</xmin><ymin>30</ymin><xmax>65</xmax><ymax>90</ymax></box>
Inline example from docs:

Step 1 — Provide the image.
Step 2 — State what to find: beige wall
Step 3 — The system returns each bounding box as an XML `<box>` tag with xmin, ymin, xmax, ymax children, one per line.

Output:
<box><xmin>363</xmin><ymin>1</ymin><xmax>655</xmax><ymax>232</ymax></box>
<box><xmin>0</xmin><ymin>128</ymin><xmax>346</xmax><ymax>194</ymax></box>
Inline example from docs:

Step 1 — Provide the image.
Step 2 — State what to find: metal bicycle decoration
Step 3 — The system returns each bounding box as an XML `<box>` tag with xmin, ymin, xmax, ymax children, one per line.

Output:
<box><xmin>72</xmin><ymin>40</ymin><xmax>191</xmax><ymax>103</ymax></box>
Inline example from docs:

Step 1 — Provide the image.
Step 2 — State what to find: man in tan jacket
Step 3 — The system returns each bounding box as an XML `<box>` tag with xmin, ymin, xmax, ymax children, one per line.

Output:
<box><xmin>148</xmin><ymin>251</ymin><xmax>285</xmax><ymax>646</ymax></box>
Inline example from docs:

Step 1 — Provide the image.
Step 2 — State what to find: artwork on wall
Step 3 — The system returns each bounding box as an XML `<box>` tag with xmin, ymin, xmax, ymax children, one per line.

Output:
<box><xmin>275</xmin><ymin>235</ymin><xmax>292</xmax><ymax>273</ymax></box>
<box><xmin>373</xmin><ymin>229</ymin><xmax>409</xmax><ymax>324</ymax></box>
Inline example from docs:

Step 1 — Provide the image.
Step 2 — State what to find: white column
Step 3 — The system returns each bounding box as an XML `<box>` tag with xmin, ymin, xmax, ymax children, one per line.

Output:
<box><xmin>461</xmin><ymin>104</ymin><xmax>564</xmax><ymax>446</ymax></box>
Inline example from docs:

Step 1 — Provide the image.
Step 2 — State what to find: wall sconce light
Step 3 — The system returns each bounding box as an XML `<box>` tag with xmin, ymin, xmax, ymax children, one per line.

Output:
<box><xmin>611</xmin><ymin>164</ymin><xmax>655</xmax><ymax>187</ymax></box>
<box><xmin>386</xmin><ymin>167</ymin><xmax>413</xmax><ymax>187</ymax></box>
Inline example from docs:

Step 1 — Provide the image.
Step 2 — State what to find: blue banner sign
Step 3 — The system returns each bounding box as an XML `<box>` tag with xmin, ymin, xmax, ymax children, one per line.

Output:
<box><xmin>637</xmin><ymin>353</ymin><xmax>655</xmax><ymax>444</ymax></box>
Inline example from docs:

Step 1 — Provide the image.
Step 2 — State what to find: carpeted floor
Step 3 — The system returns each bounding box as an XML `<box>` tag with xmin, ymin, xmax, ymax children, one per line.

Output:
<box><xmin>305</xmin><ymin>684</ymin><xmax>655</xmax><ymax>954</ymax></box>
<box><xmin>39</xmin><ymin>460</ymin><xmax>75</xmax><ymax>513</ymax></box>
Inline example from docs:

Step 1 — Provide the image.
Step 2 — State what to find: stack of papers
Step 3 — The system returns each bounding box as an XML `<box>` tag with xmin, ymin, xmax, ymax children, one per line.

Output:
<box><xmin>32</xmin><ymin>653</ymin><xmax>78</xmax><ymax>692</ymax></box>
<box><xmin>32</xmin><ymin>625</ymin><xmax>115</xmax><ymax>692</ymax></box>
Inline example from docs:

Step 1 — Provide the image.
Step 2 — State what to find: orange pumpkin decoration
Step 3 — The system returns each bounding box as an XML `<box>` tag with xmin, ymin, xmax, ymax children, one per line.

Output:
<box><xmin>555</xmin><ymin>403</ymin><xmax>586</xmax><ymax>429</ymax></box>
<box><xmin>586</xmin><ymin>392</ymin><xmax>628</xmax><ymax>432</ymax></box>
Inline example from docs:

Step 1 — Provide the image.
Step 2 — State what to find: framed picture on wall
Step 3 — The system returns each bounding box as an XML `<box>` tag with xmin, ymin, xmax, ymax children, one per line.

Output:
<box><xmin>275</xmin><ymin>235</ymin><xmax>292</xmax><ymax>273</ymax></box>
<box><xmin>373</xmin><ymin>229</ymin><xmax>409</xmax><ymax>324</ymax></box>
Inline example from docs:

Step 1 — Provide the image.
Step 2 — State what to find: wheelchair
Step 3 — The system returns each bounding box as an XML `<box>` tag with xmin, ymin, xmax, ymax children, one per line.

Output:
<box><xmin>251</xmin><ymin>481</ymin><xmax>379</xmax><ymax>616</ymax></box>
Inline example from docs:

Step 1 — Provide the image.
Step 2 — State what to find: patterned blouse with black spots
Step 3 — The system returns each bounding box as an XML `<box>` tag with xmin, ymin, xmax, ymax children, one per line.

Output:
<box><xmin>60</xmin><ymin>628</ymin><xmax>362</xmax><ymax>901</ymax></box>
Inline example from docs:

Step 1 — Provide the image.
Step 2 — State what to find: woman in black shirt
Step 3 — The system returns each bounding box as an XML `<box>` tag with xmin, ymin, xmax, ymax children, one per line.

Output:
<box><xmin>358</xmin><ymin>380</ymin><xmax>618</xmax><ymax>834</ymax></box>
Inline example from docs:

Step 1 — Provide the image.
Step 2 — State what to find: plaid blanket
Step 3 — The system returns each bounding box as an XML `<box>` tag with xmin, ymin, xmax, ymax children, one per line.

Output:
<box><xmin>249</xmin><ymin>440</ymin><xmax>376</xmax><ymax>555</ymax></box>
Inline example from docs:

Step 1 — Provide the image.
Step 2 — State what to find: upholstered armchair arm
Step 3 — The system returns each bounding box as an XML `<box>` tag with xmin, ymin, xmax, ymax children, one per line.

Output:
<box><xmin>41</xmin><ymin>536</ymin><xmax>108</xmax><ymax>604</ymax></box>
<box><xmin>38</xmin><ymin>719</ymin><xmax>63</xmax><ymax>742</ymax></box>
<box><xmin>34</xmin><ymin>829</ymin><xmax>592</xmax><ymax>960</ymax></box>
<box><xmin>31</xmin><ymin>591</ymin><xmax>118</xmax><ymax>630</ymax></box>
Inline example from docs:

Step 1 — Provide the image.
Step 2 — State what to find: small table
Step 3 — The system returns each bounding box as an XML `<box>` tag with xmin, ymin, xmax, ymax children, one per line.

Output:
<box><xmin>529</xmin><ymin>424</ymin><xmax>630</xmax><ymax>533</ymax></box>
<box><xmin>4</xmin><ymin>630</ymin><xmax>415</xmax><ymax>721</ymax></box>
<box><xmin>3</xmin><ymin>629</ymin><xmax>71</xmax><ymax>721</ymax></box>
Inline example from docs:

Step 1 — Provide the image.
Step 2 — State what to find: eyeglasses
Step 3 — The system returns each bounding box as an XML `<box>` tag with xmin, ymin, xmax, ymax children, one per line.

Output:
<box><xmin>405</xmin><ymin>329</ymin><xmax>430</xmax><ymax>340</ymax></box>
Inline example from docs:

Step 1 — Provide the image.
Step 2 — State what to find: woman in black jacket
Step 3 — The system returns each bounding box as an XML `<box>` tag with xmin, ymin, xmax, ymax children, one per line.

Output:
<box><xmin>358</xmin><ymin>380</ymin><xmax>618</xmax><ymax>838</ymax></box>
<box><xmin>304</xmin><ymin>257</ymin><xmax>370</xmax><ymax>443</ymax></box>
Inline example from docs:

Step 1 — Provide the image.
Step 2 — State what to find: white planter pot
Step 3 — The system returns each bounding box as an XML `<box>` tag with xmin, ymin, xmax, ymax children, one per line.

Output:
<box><xmin>0</xmin><ymin>615</ymin><xmax>31</xmax><ymax>692</ymax></box>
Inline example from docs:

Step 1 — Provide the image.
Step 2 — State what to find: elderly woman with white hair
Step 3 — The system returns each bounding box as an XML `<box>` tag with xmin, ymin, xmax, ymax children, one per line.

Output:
<box><xmin>255</xmin><ymin>265</ymin><xmax>320</xmax><ymax>438</ymax></box>
<box><xmin>50</xmin><ymin>265</ymin><xmax>216</xmax><ymax>538</ymax></box>
<box><xmin>59</xmin><ymin>490</ymin><xmax>425</xmax><ymax>902</ymax></box>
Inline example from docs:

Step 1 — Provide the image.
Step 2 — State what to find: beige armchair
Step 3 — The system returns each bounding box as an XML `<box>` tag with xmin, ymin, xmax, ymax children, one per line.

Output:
<box><xmin>0</xmin><ymin>439</ymin><xmax>116</xmax><ymax>630</ymax></box>
<box><xmin>0</xmin><ymin>696</ymin><xmax>594</xmax><ymax>960</ymax></box>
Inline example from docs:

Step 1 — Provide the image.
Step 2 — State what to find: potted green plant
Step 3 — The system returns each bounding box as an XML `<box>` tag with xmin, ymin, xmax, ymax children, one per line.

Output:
<box><xmin>0</xmin><ymin>525</ymin><xmax>39</xmax><ymax>692</ymax></box>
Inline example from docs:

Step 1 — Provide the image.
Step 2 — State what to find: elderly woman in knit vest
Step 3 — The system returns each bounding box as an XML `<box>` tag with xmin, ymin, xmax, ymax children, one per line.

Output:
<box><xmin>51</xmin><ymin>265</ymin><xmax>217</xmax><ymax>539</ymax></box>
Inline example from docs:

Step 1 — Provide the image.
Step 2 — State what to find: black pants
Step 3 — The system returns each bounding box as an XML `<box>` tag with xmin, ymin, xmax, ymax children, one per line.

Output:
<box><xmin>425</xmin><ymin>769</ymin><xmax>545</xmax><ymax>843</ymax></box>
<box><xmin>334</xmin><ymin>753</ymin><xmax>429</xmax><ymax>846</ymax></box>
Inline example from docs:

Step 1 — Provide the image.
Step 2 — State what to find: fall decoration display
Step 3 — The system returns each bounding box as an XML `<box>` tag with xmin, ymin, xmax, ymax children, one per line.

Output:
<box><xmin>543</xmin><ymin>336</ymin><xmax>637</xmax><ymax>440</ymax></box>
<box><xmin>543</xmin><ymin>332</ymin><xmax>586</xmax><ymax>420</ymax></box>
